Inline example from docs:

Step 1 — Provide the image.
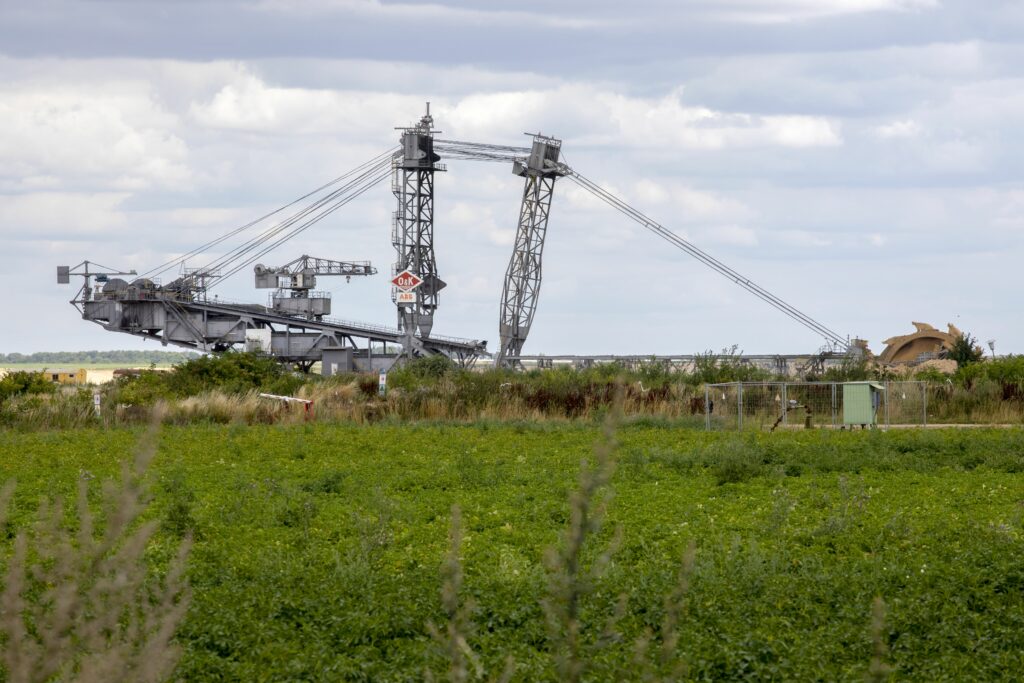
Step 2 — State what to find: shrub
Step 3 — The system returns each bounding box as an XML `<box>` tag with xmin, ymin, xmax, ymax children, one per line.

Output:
<box><xmin>166</xmin><ymin>352</ymin><xmax>292</xmax><ymax>396</ymax></box>
<box><xmin>0</xmin><ymin>371</ymin><xmax>54</xmax><ymax>403</ymax></box>
<box><xmin>110</xmin><ymin>352</ymin><xmax>303</xmax><ymax>405</ymax></box>
<box><xmin>690</xmin><ymin>346</ymin><xmax>773</xmax><ymax>385</ymax></box>
<box><xmin>820</xmin><ymin>356</ymin><xmax>871</xmax><ymax>382</ymax></box>
<box><xmin>948</xmin><ymin>333</ymin><xmax>984</xmax><ymax>369</ymax></box>
<box><xmin>391</xmin><ymin>355</ymin><xmax>458</xmax><ymax>385</ymax></box>
<box><xmin>710</xmin><ymin>437</ymin><xmax>766</xmax><ymax>485</ymax></box>
<box><xmin>112</xmin><ymin>370</ymin><xmax>174</xmax><ymax>406</ymax></box>
<box><xmin>160</xmin><ymin>469</ymin><xmax>198</xmax><ymax>538</ymax></box>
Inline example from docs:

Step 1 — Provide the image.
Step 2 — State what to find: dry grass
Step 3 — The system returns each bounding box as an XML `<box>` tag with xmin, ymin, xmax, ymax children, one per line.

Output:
<box><xmin>866</xmin><ymin>597</ymin><xmax>893</xmax><ymax>682</ymax></box>
<box><xmin>425</xmin><ymin>505</ymin><xmax>514</xmax><ymax>683</ymax></box>
<box><xmin>0</xmin><ymin>417</ymin><xmax>191</xmax><ymax>683</ymax></box>
<box><xmin>541</xmin><ymin>387</ymin><xmax>625</xmax><ymax>683</ymax></box>
<box><xmin>425</xmin><ymin>505</ymin><xmax>480</xmax><ymax>683</ymax></box>
<box><xmin>7</xmin><ymin>369</ymin><xmax>1019</xmax><ymax>430</ymax></box>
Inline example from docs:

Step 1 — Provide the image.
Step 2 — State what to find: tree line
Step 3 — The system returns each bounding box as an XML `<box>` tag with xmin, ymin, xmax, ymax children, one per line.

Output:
<box><xmin>0</xmin><ymin>350</ymin><xmax>200</xmax><ymax>365</ymax></box>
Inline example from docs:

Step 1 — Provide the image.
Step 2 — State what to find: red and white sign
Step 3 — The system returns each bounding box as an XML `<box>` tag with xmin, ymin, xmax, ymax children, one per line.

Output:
<box><xmin>391</xmin><ymin>270</ymin><xmax>423</xmax><ymax>291</ymax></box>
<box><xmin>396</xmin><ymin>291</ymin><xmax>417</xmax><ymax>304</ymax></box>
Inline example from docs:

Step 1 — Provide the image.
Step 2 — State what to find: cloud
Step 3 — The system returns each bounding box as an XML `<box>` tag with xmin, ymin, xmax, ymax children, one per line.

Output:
<box><xmin>707</xmin><ymin>224</ymin><xmax>759</xmax><ymax>247</ymax></box>
<box><xmin>591</xmin><ymin>89</ymin><xmax>843</xmax><ymax>148</ymax></box>
<box><xmin>190</xmin><ymin>73</ymin><xmax>420</xmax><ymax>137</ymax></box>
<box><xmin>776</xmin><ymin>229</ymin><xmax>833</xmax><ymax>248</ymax></box>
<box><xmin>1</xmin><ymin>1</ymin><xmax>1023</xmax><ymax>355</ymax></box>
<box><xmin>704</xmin><ymin>0</ymin><xmax>939</xmax><ymax>23</ymax></box>
<box><xmin>875</xmin><ymin>119</ymin><xmax>921</xmax><ymax>138</ymax></box>
<box><xmin>291</xmin><ymin>0</ymin><xmax>940</xmax><ymax>26</ymax></box>
<box><xmin>254</xmin><ymin>0</ymin><xmax>607</xmax><ymax>29</ymax></box>
<box><xmin>191</xmin><ymin>75</ymin><xmax>843</xmax><ymax>151</ymax></box>
<box><xmin>443</xmin><ymin>201</ymin><xmax>513</xmax><ymax>247</ymax></box>
<box><xmin>0</xmin><ymin>83</ymin><xmax>190</xmax><ymax>191</ymax></box>
<box><xmin>0</xmin><ymin>192</ymin><xmax>131</xmax><ymax>241</ymax></box>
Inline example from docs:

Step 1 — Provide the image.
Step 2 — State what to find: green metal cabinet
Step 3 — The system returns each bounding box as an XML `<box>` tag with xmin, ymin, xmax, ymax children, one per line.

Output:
<box><xmin>842</xmin><ymin>382</ymin><xmax>885</xmax><ymax>426</ymax></box>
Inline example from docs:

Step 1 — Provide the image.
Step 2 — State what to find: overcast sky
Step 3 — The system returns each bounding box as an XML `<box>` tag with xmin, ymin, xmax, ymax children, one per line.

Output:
<box><xmin>1</xmin><ymin>0</ymin><xmax>1021</xmax><ymax>356</ymax></box>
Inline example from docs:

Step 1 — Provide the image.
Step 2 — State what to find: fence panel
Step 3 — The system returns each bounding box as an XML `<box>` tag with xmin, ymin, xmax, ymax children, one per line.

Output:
<box><xmin>705</xmin><ymin>381</ymin><xmax>929</xmax><ymax>430</ymax></box>
<box><xmin>884</xmin><ymin>381</ymin><xmax>928</xmax><ymax>427</ymax></box>
<box><xmin>706</xmin><ymin>383</ymin><xmax>740</xmax><ymax>431</ymax></box>
<box><xmin>784</xmin><ymin>383</ymin><xmax>838</xmax><ymax>429</ymax></box>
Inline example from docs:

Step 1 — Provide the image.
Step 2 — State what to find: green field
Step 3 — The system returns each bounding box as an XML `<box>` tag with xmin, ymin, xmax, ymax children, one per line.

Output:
<box><xmin>2</xmin><ymin>423</ymin><xmax>1024</xmax><ymax>681</ymax></box>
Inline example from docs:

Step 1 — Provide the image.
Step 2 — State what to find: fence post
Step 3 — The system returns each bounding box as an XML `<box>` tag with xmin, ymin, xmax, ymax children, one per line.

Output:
<box><xmin>923</xmin><ymin>382</ymin><xmax>928</xmax><ymax>427</ymax></box>
<box><xmin>781</xmin><ymin>382</ymin><xmax>788</xmax><ymax>426</ymax></box>
<box><xmin>831</xmin><ymin>382</ymin><xmax>837</xmax><ymax>428</ymax></box>
<box><xmin>738</xmin><ymin>383</ymin><xmax>744</xmax><ymax>430</ymax></box>
<box><xmin>704</xmin><ymin>385</ymin><xmax>710</xmax><ymax>431</ymax></box>
<box><xmin>884</xmin><ymin>381</ymin><xmax>890</xmax><ymax>428</ymax></box>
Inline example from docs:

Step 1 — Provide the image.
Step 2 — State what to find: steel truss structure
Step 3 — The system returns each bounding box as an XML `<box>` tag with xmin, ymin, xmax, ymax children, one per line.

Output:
<box><xmin>496</xmin><ymin>135</ymin><xmax>564</xmax><ymax>367</ymax></box>
<box><xmin>255</xmin><ymin>255</ymin><xmax>376</xmax><ymax>320</ymax></box>
<box><xmin>75</xmin><ymin>291</ymin><xmax>484</xmax><ymax>372</ymax></box>
<box><xmin>61</xmin><ymin>105</ymin><xmax>853</xmax><ymax>371</ymax></box>
<box><xmin>392</xmin><ymin>107</ymin><xmax>445</xmax><ymax>354</ymax></box>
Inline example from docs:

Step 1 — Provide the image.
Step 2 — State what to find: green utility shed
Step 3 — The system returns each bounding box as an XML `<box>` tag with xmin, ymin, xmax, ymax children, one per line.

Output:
<box><xmin>842</xmin><ymin>382</ymin><xmax>885</xmax><ymax>427</ymax></box>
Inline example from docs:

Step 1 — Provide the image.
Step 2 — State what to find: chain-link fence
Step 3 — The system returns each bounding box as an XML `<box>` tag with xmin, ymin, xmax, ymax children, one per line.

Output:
<box><xmin>704</xmin><ymin>381</ymin><xmax>928</xmax><ymax>431</ymax></box>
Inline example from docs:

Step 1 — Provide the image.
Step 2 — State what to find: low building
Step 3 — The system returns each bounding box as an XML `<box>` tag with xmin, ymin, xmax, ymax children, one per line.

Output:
<box><xmin>43</xmin><ymin>368</ymin><xmax>88</xmax><ymax>385</ymax></box>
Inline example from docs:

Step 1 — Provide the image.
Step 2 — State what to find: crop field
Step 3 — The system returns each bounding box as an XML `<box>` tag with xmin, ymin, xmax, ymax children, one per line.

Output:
<box><xmin>2</xmin><ymin>422</ymin><xmax>1024</xmax><ymax>681</ymax></box>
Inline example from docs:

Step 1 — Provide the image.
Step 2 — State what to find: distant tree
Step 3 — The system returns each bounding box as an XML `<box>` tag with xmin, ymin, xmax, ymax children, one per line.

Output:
<box><xmin>0</xmin><ymin>350</ymin><xmax>200</xmax><ymax>365</ymax></box>
<box><xmin>0</xmin><ymin>371</ymin><xmax>55</xmax><ymax>403</ymax></box>
<box><xmin>690</xmin><ymin>346</ymin><xmax>773</xmax><ymax>385</ymax></box>
<box><xmin>398</xmin><ymin>354</ymin><xmax>457</xmax><ymax>381</ymax></box>
<box><xmin>819</xmin><ymin>356</ymin><xmax>871</xmax><ymax>382</ymax></box>
<box><xmin>948</xmin><ymin>333</ymin><xmax>985</xmax><ymax>369</ymax></box>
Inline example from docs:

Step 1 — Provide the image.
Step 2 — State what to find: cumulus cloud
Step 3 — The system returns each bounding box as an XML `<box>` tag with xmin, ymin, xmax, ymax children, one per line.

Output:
<box><xmin>875</xmin><ymin>119</ymin><xmax>921</xmax><ymax>138</ymax></box>
<box><xmin>190</xmin><ymin>76</ymin><xmax>843</xmax><ymax>150</ymax></box>
<box><xmin>254</xmin><ymin>0</ymin><xmax>607</xmax><ymax>29</ymax></box>
<box><xmin>707</xmin><ymin>224</ymin><xmax>759</xmax><ymax>247</ymax></box>
<box><xmin>0</xmin><ymin>192</ymin><xmax>131</xmax><ymax>240</ymax></box>
<box><xmin>190</xmin><ymin>73</ymin><xmax>422</xmax><ymax>136</ymax></box>
<box><xmin>1</xmin><ymin>0</ymin><xmax>1023</xmax><ymax>354</ymax></box>
<box><xmin>0</xmin><ymin>84</ymin><xmax>190</xmax><ymax>191</ymax></box>
<box><xmin>704</xmin><ymin>0</ymin><xmax>938</xmax><ymax>23</ymax></box>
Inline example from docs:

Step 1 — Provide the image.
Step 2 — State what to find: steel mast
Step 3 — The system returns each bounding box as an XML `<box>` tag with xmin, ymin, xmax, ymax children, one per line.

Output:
<box><xmin>496</xmin><ymin>134</ymin><xmax>565</xmax><ymax>367</ymax></box>
<box><xmin>392</xmin><ymin>104</ymin><xmax>446</xmax><ymax>357</ymax></box>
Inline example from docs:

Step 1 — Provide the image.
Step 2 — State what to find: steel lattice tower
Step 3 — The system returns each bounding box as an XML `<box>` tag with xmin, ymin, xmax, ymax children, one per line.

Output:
<box><xmin>496</xmin><ymin>134</ymin><xmax>564</xmax><ymax>367</ymax></box>
<box><xmin>392</xmin><ymin>106</ymin><xmax>445</xmax><ymax>350</ymax></box>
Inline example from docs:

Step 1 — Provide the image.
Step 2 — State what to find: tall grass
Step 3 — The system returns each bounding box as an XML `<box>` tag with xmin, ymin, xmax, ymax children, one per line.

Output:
<box><xmin>542</xmin><ymin>388</ymin><xmax>625</xmax><ymax>682</ymax></box>
<box><xmin>0</xmin><ymin>418</ymin><xmax>191</xmax><ymax>682</ymax></box>
<box><xmin>425</xmin><ymin>505</ymin><xmax>515</xmax><ymax>683</ymax></box>
<box><xmin>3</xmin><ymin>354</ymin><xmax>1022</xmax><ymax>429</ymax></box>
<box><xmin>867</xmin><ymin>597</ymin><xmax>893</xmax><ymax>682</ymax></box>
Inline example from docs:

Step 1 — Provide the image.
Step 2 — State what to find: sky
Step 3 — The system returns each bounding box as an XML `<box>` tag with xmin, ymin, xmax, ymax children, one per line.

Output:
<box><xmin>1</xmin><ymin>0</ymin><xmax>1021</xmax><ymax>356</ymax></box>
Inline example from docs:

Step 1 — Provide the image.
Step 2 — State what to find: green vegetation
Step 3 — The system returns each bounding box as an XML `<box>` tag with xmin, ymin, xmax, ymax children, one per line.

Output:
<box><xmin>2</xmin><ymin>352</ymin><xmax>1024</xmax><ymax>430</ymax></box>
<box><xmin>2</xmin><ymin>423</ymin><xmax>1023</xmax><ymax>680</ymax></box>
<box><xmin>0</xmin><ymin>421</ymin><xmax>190</xmax><ymax>683</ymax></box>
<box><xmin>925</xmin><ymin>355</ymin><xmax>1024</xmax><ymax>423</ymax></box>
<box><xmin>948</xmin><ymin>333</ymin><xmax>986</xmax><ymax>369</ymax></box>
<box><xmin>0</xmin><ymin>371</ymin><xmax>55</xmax><ymax>404</ymax></box>
<box><xmin>112</xmin><ymin>351</ymin><xmax>304</xmax><ymax>405</ymax></box>
<box><xmin>0</xmin><ymin>350</ymin><xmax>200</xmax><ymax>366</ymax></box>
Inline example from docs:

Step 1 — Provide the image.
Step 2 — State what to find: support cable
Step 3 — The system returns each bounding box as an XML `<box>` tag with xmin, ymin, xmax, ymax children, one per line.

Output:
<box><xmin>565</xmin><ymin>169</ymin><xmax>848</xmax><ymax>350</ymax></box>
<box><xmin>433</xmin><ymin>140</ymin><xmax>529</xmax><ymax>164</ymax></box>
<box><xmin>201</xmin><ymin>155</ymin><xmax>395</xmax><ymax>279</ymax></box>
<box><xmin>144</xmin><ymin>147</ymin><xmax>399</xmax><ymax>279</ymax></box>
<box><xmin>208</xmin><ymin>163</ymin><xmax>394</xmax><ymax>288</ymax></box>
